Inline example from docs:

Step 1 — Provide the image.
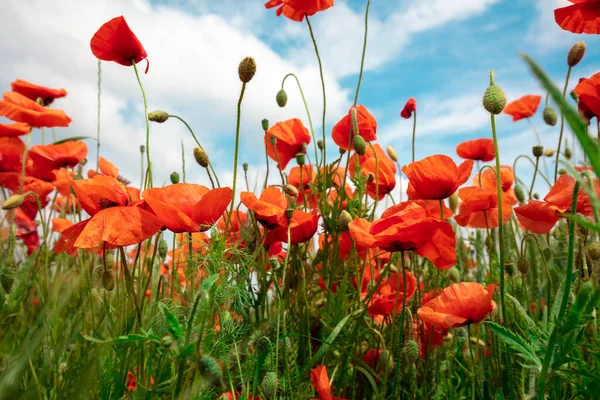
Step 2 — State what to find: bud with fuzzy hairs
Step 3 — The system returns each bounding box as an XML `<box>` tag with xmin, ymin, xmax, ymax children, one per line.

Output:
<box><xmin>449</xmin><ymin>193</ymin><xmax>459</xmax><ymax>214</ymax></box>
<box><xmin>238</xmin><ymin>56</ymin><xmax>256</xmax><ymax>83</ymax></box>
<box><xmin>543</xmin><ymin>148</ymin><xmax>555</xmax><ymax>157</ymax></box>
<box><xmin>170</xmin><ymin>172</ymin><xmax>180</xmax><ymax>184</ymax></box>
<box><xmin>386</xmin><ymin>145</ymin><xmax>398</xmax><ymax>162</ymax></box>
<box><xmin>276</xmin><ymin>89</ymin><xmax>288</xmax><ymax>107</ymax></box>
<box><xmin>148</xmin><ymin>110</ymin><xmax>169</xmax><ymax>123</ymax></box>
<box><xmin>514</xmin><ymin>184</ymin><xmax>526</xmax><ymax>204</ymax></box>
<box><xmin>261</xmin><ymin>372</ymin><xmax>278</xmax><ymax>398</ymax></box>
<box><xmin>243</xmin><ymin>162</ymin><xmax>248</xmax><ymax>172</ymax></box>
<box><xmin>565</xmin><ymin>147</ymin><xmax>572</xmax><ymax>160</ymax></box>
<box><xmin>197</xmin><ymin>355</ymin><xmax>223</xmax><ymax>386</ymax></box>
<box><xmin>353</xmin><ymin>135</ymin><xmax>367</xmax><ymax>156</ymax></box>
<box><xmin>339</xmin><ymin>210</ymin><xmax>353</xmax><ymax>232</ymax></box>
<box><xmin>517</xmin><ymin>256</ymin><xmax>529</xmax><ymax>275</ymax></box>
<box><xmin>543</xmin><ymin>106</ymin><xmax>558</xmax><ymax>126</ymax></box>
<box><xmin>532</xmin><ymin>145</ymin><xmax>544</xmax><ymax>158</ymax></box>
<box><xmin>102</xmin><ymin>270</ymin><xmax>115</xmax><ymax>291</ymax></box>
<box><xmin>193</xmin><ymin>147</ymin><xmax>209</xmax><ymax>168</ymax></box>
<box><xmin>377</xmin><ymin>349</ymin><xmax>395</xmax><ymax>373</ymax></box>
<box><xmin>158</xmin><ymin>239</ymin><xmax>168</xmax><ymax>259</ymax></box>
<box><xmin>447</xmin><ymin>267</ymin><xmax>460</xmax><ymax>283</ymax></box>
<box><xmin>0</xmin><ymin>265</ymin><xmax>15</xmax><ymax>293</ymax></box>
<box><xmin>404</xmin><ymin>340</ymin><xmax>419</xmax><ymax>365</ymax></box>
<box><xmin>587</xmin><ymin>243</ymin><xmax>600</xmax><ymax>261</ymax></box>
<box><xmin>567</xmin><ymin>41</ymin><xmax>586</xmax><ymax>67</ymax></box>
<box><xmin>483</xmin><ymin>72</ymin><xmax>506</xmax><ymax>115</ymax></box>
<box><xmin>2</xmin><ymin>194</ymin><xmax>25</xmax><ymax>210</ymax></box>
<box><xmin>283</xmin><ymin>184</ymin><xmax>299</xmax><ymax>198</ymax></box>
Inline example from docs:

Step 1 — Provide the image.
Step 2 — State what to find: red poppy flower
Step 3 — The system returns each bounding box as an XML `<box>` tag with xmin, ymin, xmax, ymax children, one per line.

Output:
<box><xmin>417</xmin><ymin>282</ymin><xmax>496</xmax><ymax>329</ymax></box>
<box><xmin>400</xmin><ymin>98</ymin><xmax>416</xmax><ymax>119</ymax></box>
<box><xmin>454</xmin><ymin>186</ymin><xmax>513</xmax><ymax>229</ymax></box>
<box><xmin>574</xmin><ymin>73</ymin><xmax>600</xmax><ymax>121</ymax></box>
<box><xmin>241</xmin><ymin>187</ymin><xmax>288</xmax><ymax>228</ymax></box>
<box><xmin>91</xmin><ymin>16</ymin><xmax>149</xmax><ymax>73</ymax></box>
<box><xmin>472</xmin><ymin>165</ymin><xmax>517</xmax><ymax>205</ymax></box>
<box><xmin>88</xmin><ymin>157</ymin><xmax>119</xmax><ymax>179</ymax></box>
<box><xmin>411</xmin><ymin>199</ymin><xmax>454</xmax><ymax>220</ymax></box>
<box><xmin>331</xmin><ymin>105</ymin><xmax>377</xmax><ymax>150</ymax></box>
<box><xmin>403</xmin><ymin>155</ymin><xmax>473</xmax><ymax>200</ymax></box>
<box><xmin>348</xmin><ymin>202</ymin><xmax>456</xmax><ymax>270</ymax></box>
<box><xmin>217</xmin><ymin>210</ymin><xmax>248</xmax><ymax>232</ymax></box>
<box><xmin>0</xmin><ymin>121</ymin><xmax>30</xmax><ymax>137</ymax></box>
<box><xmin>27</xmin><ymin>141</ymin><xmax>88</xmax><ymax>181</ymax></box>
<box><xmin>456</xmin><ymin>138</ymin><xmax>495</xmax><ymax>162</ymax></box>
<box><xmin>10</xmin><ymin>79</ymin><xmax>67</xmax><ymax>105</ymax></box>
<box><xmin>350</xmin><ymin>144</ymin><xmax>396</xmax><ymax>200</ymax></box>
<box><xmin>54</xmin><ymin>175</ymin><xmax>163</xmax><ymax>253</ymax></box>
<box><xmin>310</xmin><ymin>365</ymin><xmax>347</xmax><ymax>400</ymax></box>
<box><xmin>366</xmin><ymin>270</ymin><xmax>417</xmax><ymax>317</ymax></box>
<box><xmin>52</xmin><ymin>217</ymin><xmax>74</xmax><ymax>233</ymax></box>
<box><xmin>555</xmin><ymin>0</ymin><xmax>600</xmax><ymax>34</ymax></box>
<box><xmin>264</xmin><ymin>210</ymin><xmax>319</xmax><ymax>245</ymax></box>
<box><xmin>319</xmin><ymin>231</ymin><xmax>364</xmax><ymax>261</ymax></box>
<box><xmin>265</xmin><ymin>118</ymin><xmax>311</xmax><ymax>170</ymax></box>
<box><xmin>265</xmin><ymin>0</ymin><xmax>334</xmax><ymax>22</ymax></box>
<box><xmin>11</xmin><ymin>208</ymin><xmax>39</xmax><ymax>255</ymax></box>
<box><xmin>0</xmin><ymin>92</ymin><xmax>71</xmax><ymax>128</ymax></box>
<box><xmin>142</xmin><ymin>184</ymin><xmax>232</xmax><ymax>233</ymax></box>
<box><xmin>0</xmin><ymin>137</ymin><xmax>25</xmax><ymax>173</ymax></box>
<box><xmin>503</xmin><ymin>95</ymin><xmax>542</xmax><ymax>121</ymax></box>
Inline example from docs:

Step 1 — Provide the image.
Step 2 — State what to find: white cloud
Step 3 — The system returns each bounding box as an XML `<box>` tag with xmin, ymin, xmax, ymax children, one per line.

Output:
<box><xmin>526</xmin><ymin>0</ymin><xmax>579</xmax><ymax>51</ymax></box>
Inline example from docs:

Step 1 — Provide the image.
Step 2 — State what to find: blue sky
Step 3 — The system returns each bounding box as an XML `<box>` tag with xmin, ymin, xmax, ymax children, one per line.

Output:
<box><xmin>1</xmin><ymin>0</ymin><xmax>598</xmax><ymax>197</ymax></box>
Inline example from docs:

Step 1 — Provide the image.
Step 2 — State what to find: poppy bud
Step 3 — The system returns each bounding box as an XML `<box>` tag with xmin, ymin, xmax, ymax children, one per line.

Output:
<box><xmin>148</xmin><ymin>110</ymin><xmax>169</xmax><ymax>123</ymax></box>
<box><xmin>283</xmin><ymin>184</ymin><xmax>299</xmax><ymax>198</ymax></box>
<box><xmin>517</xmin><ymin>257</ymin><xmax>529</xmax><ymax>275</ymax></box>
<box><xmin>269</xmin><ymin>257</ymin><xmax>280</xmax><ymax>270</ymax></box>
<box><xmin>543</xmin><ymin>148</ymin><xmax>555</xmax><ymax>157</ymax></box>
<box><xmin>140</xmin><ymin>145</ymin><xmax>146</xmax><ymax>154</ymax></box>
<box><xmin>170</xmin><ymin>172</ymin><xmax>180</xmax><ymax>184</ymax></box>
<box><xmin>340</xmin><ymin>210</ymin><xmax>353</xmax><ymax>232</ymax></box>
<box><xmin>285</xmin><ymin>208</ymin><xmax>294</xmax><ymax>221</ymax></box>
<box><xmin>158</xmin><ymin>239</ymin><xmax>168</xmax><ymax>259</ymax></box>
<box><xmin>261</xmin><ymin>372</ymin><xmax>278</xmax><ymax>398</ymax></box>
<box><xmin>571</xmin><ymin>90</ymin><xmax>579</xmax><ymax>102</ymax></box>
<box><xmin>514</xmin><ymin>184</ymin><xmax>526</xmax><ymax>203</ymax></box>
<box><xmin>105</xmin><ymin>252</ymin><xmax>115</xmax><ymax>269</ymax></box>
<box><xmin>483</xmin><ymin>73</ymin><xmax>507</xmax><ymax>115</ymax></box>
<box><xmin>102</xmin><ymin>270</ymin><xmax>115</xmax><ymax>291</ymax></box>
<box><xmin>161</xmin><ymin>335</ymin><xmax>173</xmax><ymax>348</ymax></box>
<box><xmin>2</xmin><ymin>194</ymin><xmax>24</xmax><ymax>210</ymax></box>
<box><xmin>262</xmin><ymin>119</ymin><xmax>269</xmax><ymax>131</ymax></box>
<box><xmin>353</xmin><ymin>135</ymin><xmax>367</xmax><ymax>156</ymax></box>
<box><xmin>564</xmin><ymin>147</ymin><xmax>572</xmax><ymax>160</ymax></box>
<box><xmin>404</xmin><ymin>340</ymin><xmax>419</xmax><ymax>365</ymax></box>
<box><xmin>238</xmin><ymin>56</ymin><xmax>256</xmax><ymax>83</ymax></box>
<box><xmin>447</xmin><ymin>267</ymin><xmax>460</xmax><ymax>283</ymax></box>
<box><xmin>386</xmin><ymin>145</ymin><xmax>398</xmax><ymax>162</ymax></box>
<box><xmin>587</xmin><ymin>243</ymin><xmax>600</xmax><ymax>261</ymax></box>
<box><xmin>0</xmin><ymin>265</ymin><xmax>15</xmax><ymax>293</ymax></box>
<box><xmin>193</xmin><ymin>147</ymin><xmax>210</xmax><ymax>168</ymax></box>
<box><xmin>317</xmin><ymin>140</ymin><xmax>324</xmax><ymax>150</ymax></box>
<box><xmin>197</xmin><ymin>355</ymin><xmax>223</xmax><ymax>386</ymax></box>
<box><xmin>485</xmin><ymin>235</ymin><xmax>495</xmax><ymax>253</ymax></box>
<box><xmin>377</xmin><ymin>349</ymin><xmax>395</xmax><ymax>373</ymax></box>
<box><xmin>270</xmin><ymin>136</ymin><xmax>277</xmax><ymax>145</ymax></box>
<box><xmin>567</xmin><ymin>41</ymin><xmax>586</xmax><ymax>67</ymax></box>
<box><xmin>533</xmin><ymin>193</ymin><xmax>540</xmax><ymax>200</ymax></box>
<box><xmin>449</xmin><ymin>193</ymin><xmax>459</xmax><ymax>214</ymax></box>
<box><xmin>542</xmin><ymin>106</ymin><xmax>558</xmax><ymax>126</ymax></box>
<box><xmin>295</xmin><ymin>153</ymin><xmax>305</xmax><ymax>166</ymax></box>
<box><xmin>532</xmin><ymin>145</ymin><xmax>544</xmax><ymax>158</ymax></box>
<box><xmin>339</xmin><ymin>147</ymin><xmax>346</xmax><ymax>155</ymax></box>
<box><xmin>276</xmin><ymin>89</ymin><xmax>288</xmax><ymax>107</ymax></box>
<box><xmin>558</xmin><ymin>168</ymin><xmax>568</xmax><ymax>175</ymax></box>
<box><xmin>243</xmin><ymin>162</ymin><xmax>248</xmax><ymax>172</ymax></box>
<box><xmin>80</xmin><ymin>158</ymin><xmax>88</xmax><ymax>166</ymax></box>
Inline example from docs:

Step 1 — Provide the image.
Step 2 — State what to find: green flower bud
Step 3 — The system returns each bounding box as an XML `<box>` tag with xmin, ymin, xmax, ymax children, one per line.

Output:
<box><xmin>243</xmin><ymin>162</ymin><xmax>249</xmax><ymax>172</ymax></box>
<box><xmin>170</xmin><ymin>171</ymin><xmax>180</xmax><ymax>184</ymax></box>
<box><xmin>404</xmin><ymin>340</ymin><xmax>419</xmax><ymax>365</ymax></box>
<box><xmin>377</xmin><ymin>349</ymin><xmax>395</xmax><ymax>373</ymax></box>
<box><xmin>564</xmin><ymin>147</ymin><xmax>572</xmax><ymax>160</ymax></box>
<box><xmin>158</xmin><ymin>239</ymin><xmax>168</xmax><ymax>259</ymax></box>
<box><xmin>449</xmin><ymin>193</ymin><xmax>459</xmax><ymax>214</ymax></box>
<box><xmin>148</xmin><ymin>110</ymin><xmax>169</xmax><ymax>123</ymax></box>
<box><xmin>262</xmin><ymin>119</ymin><xmax>269</xmax><ymax>131</ymax></box>
<box><xmin>197</xmin><ymin>355</ymin><xmax>223</xmax><ymax>386</ymax></box>
<box><xmin>483</xmin><ymin>73</ymin><xmax>507</xmax><ymax>115</ymax></box>
<box><xmin>102</xmin><ymin>270</ymin><xmax>115</xmax><ymax>291</ymax></box>
<box><xmin>295</xmin><ymin>153</ymin><xmax>305</xmax><ymax>166</ymax></box>
<box><xmin>567</xmin><ymin>41</ymin><xmax>586</xmax><ymax>67</ymax></box>
<box><xmin>193</xmin><ymin>147</ymin><xmax>210</xmax><ymax>168</ymax></box>
<box><xmin>543</xmin><ymin>106</ymin><xmax>558</xmax><ymax>126</ymax></box>
<box><xmin>587</xmin><ymin>243</ymin><xmax>600</xmax><ymax>261</ymax></box>
<box><xmin>517</xmin><ymin>257</ymin><xmax>529</xmax><ymax>275</ymax></box>
<box><xmin>317</xmin><ymin>140</ymin><xmax>324</xmax><ymax>150</ymax></box>
<box><xmin>339</xmin><ymin>210</ymin><xmax>353</xmax><ymax>232</ymax></box>
<box><xmin>543</xmin><ymin>148</ymin><xmax>555</xmax><ymax>157</ymax></box>
<box><xmin>532</xmin><ymin>145</ymin><xmax>544</xmax><ymax>158</ymax></box>
<box><xmin>238</xmin><ymin>57</ymin><xmax>256</xmax><ymax>83</ymax></box>
<box><xmin>353</xmin><ymin>135</ymin><xmax>367</xmax><ymax>156</ymax></box>
<box><xmin>283</xmin><ymin>184</ymin><xmax>299</xmax><ymax>198</ymax></box>
<box><xmin>2</xmin><ymin>194</ymin><xmax>24</xmax><ymax>210</ymax></box>
<box><xmin>386</xmin><ymin>145</ymin><xmax>398</xmax><ymax>162</ymax></box>
<box><xmin>514</xmin><ymin>184</ymin><xmax>526</xmax><ymax>203</ymax></box>
<box><xmin>276</xmin><ymin>89</ymin><xmax>288</xmax><ymax>107</ymax></box>
<box><xmin>261</xmin><ymin>372</ymin><xmax>278</xmax><ymax>398</ymax></box>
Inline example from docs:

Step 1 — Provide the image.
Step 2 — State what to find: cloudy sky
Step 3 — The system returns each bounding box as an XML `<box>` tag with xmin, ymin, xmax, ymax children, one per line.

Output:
<box><xmin>1</xmin><ymin>0</ymin><xmax>598</xmax><ymax>199</ymax></box>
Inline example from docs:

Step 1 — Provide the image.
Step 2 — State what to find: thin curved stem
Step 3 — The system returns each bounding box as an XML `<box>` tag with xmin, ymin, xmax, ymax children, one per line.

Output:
<box><xmin>512</xmin><ymin>155</ymin><xmax>552</xmax><ymax>188</ymax></box>
<box><xmin>282</xmin><ymin>73</ymin><xmax>318</xmax><ymax>165</ymax></box>
<box><xmin>554</xmin><ymin>66</ymin><xmax>572</xmax><ymax>182</ymax></box>
<box><xmin>226</xmin><ymin>83</ymin><xmax>247</xmax><ymax>236</ymax></box>
<box><xmin>306</xmin><ymin>16</ymin><xmax>327</xmax><ymax>169</ymax></box>
<box><xmin>132</xmin><ymin>60</ymin><xmax>152</xmax><ymax>189</ymax></box>
<box><xmin>529</xmin><ymin>156</ymin><xmax>540</xmax><ymax>199</ymax></box>
<box><xmin>353</xmin><ymin>0</ymin><xmax>371</xmax><ymax>106</ymax></box>
<box><xmin>411</xmin><ymin>111</ymin><xmax>417</xmax><ymax>163</ymax></box>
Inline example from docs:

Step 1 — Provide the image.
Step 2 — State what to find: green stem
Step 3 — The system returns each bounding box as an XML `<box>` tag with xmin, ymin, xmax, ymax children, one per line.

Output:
<box><xmin>282</xmin><ymin>73</ymin><xmax>318</xmax><ymax>165</ymax></box>
<box><xmin>132</xmin><ymin>60</ymin><xmax>152</xmax><ymax>189</ymax></box>
<box><xmin>529</xmin><ymin>156</ymin><xmax>540</xmax><ymax>199</ymax></box>
<box><xmin>411</xmin><ymin>111</ymin><xmax>417</xmax><ymax>163</ymax></box>
<box><xmin>226</xmin><ymin>83</ymin><xmax>247</xmax><ymax>236</ymax></box>
<box><xmin>353</xmin><ymin>0</ymin><xmax>371</xmax><ymax>106</ymax></box>
<box><xmin>554</xmin><ymin>66</ymin><xmax>572</xmax><ymax>182</ymax></box>
<box><xmin>467</xmin><ymin>326</ymin><xmax>478</xmax><ymax>400</ymax></box>
<box><xmin>181</xmin><ymin>140</ymin><xmax>186</xmax><ymax>183</ymax></box>
<box><xmin>306</xmin><ymin>16</ymin><xmax>326</xmax><ymax>169</ymax></box>
<box><xmin>96</xmin><ymin>60</ymin><xmax>102</xmax><ymax>172</ymax></box>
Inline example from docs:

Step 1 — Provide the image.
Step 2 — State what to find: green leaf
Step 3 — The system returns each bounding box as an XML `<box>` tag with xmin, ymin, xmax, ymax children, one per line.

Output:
<box><xmin>53</xmin><ymin>136</ymin><xmax>97</xmax><ymax>145</ymax></box>
<box><xmin>506</xmin><ymin>293</ymin><xmax>545</xmax><ymax>339</ymax></box>
<box><xmin>158</xmin><ymin>302</ymin><xmax>183</xmax><ymax>340</ymax></box>
<box><xmin>83</xmin><ymin>333</ymin><xmax>160</xmax><ymax>344</ymax></box>
<box><xmin>521</xmin><ymin>54</ymin><xmax>600</xmax><ymax>178</ymax></box>
<box><xmin>560</xmin><ymin>213</ymin><xmax>600</xmax><ymax>234</ymax></box>
<box><xmin>487</xmin><ymin>321</ymin><xmax>542</xmax><ymax>369</ymax></box>
<box><xmin>302</xmin><ymin>314</ymin><xmax>350</xmax><ymax>374</ymax></box>
<box><xmin>495</xmin><ymin>388</ymin><xmax>506</xmax><ymax>400</ymax></box>
<box><xmin>355</xmin><ymin>366</ymin><xmax>380</xmax><ymax>398</ymax></box>
<box><xmin>549</xmin><ymin>278</ymin><xmax>566</xmax><ymax>333</ymax></box>
<box><xmin>200</xmin><ymin>273</ymin><xmax>220</xmax><ymax>291</ymax></box>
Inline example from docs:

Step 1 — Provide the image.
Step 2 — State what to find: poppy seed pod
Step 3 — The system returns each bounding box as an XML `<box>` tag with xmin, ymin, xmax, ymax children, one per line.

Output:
<box><xmin>270</xmin><ymin>135</ymin><xmax>277</xmax><ymax>145</ymax></box>
<box><xmin>564</xmin><ymin>147</ymin><xmax>572</xmax><ymax>160</ymax></box>
<box><xmin>295</xmin><ymin>152</ymin><xmax>305</xmax><ymax>166</ymax></box>
<box><xmin>197</xmin><ymin>355</ymin><xmax>223</xmax><ymax>386</ymax></box>
<box><xmin>543</xmin><ymin>148</ymin><xmax>555</xmax><ymax>157</ymax></box>
<box><xmin>505</xmin><ymin>261</ymin><xmax>515</xmax><ymax>276</ymax></box>
<box><xmin>276</xmin><ymin>89</ymin><xmax>288</xmax><ymax>107</ymax></box>
<box><xmin>339</xmin><ymin>147</ymin><xmax>346</xmax><ymax>155</ymax></box>
<box><xmin>317</xmin><ymin>140</ymin><xmax>324</xmax><ymax>150</ymax></box>
<box><xmin>404</xmin><ymin>340</ymin><xmax>419</xmax><ymax>365</ymax></box>
<box><xmin>514</xmin><ymin>184</ymin><xmax>526</xmax><ymax>203</ymax></box>
<box><xmin>587</xmin><ymin>243</ymin><xmax>600</xmax><ymax>261</ymax></box>
<box><xmin>101</xmin><ymin>270</ymin><xmax>115</xmax><ymax>291</ymax></box>
<box><xmin>567</xmin><ymin>41</ymin><xmax>586</xmax><ymax>67</ymax></box>
<box><xmin>158</xmin><ymin>239</ymin><xmax>168</xmax><ymax>259</ymax></box>
<box><xmin>261</xmin><ymin>118</ymin><xmax>269</xmax><ymax>131</ymax></box>
<box><xmin>483</xmin><ymin>84</ymin><xmax>507</xmax><ymax>115</ymax></box>
<box><xmin>449</xmin><ymin>193</ymin><xmax>459</xmax><ymax>214</ymax></box>
<box><xmin>285</xmin><ymin>208</ymin><xmax>294</xmax><ymax>221</ymax></box>
<box><xmin>170</xmin><ymin>171</ymin><xmax>180</xmax><ymax>184</ymax></box>
<box><xmin>140</xmin><ymin>145</ymin><xmax>146</xmax><ymax>153</ymax></box>
<box><xmin>238</xmin><ymin>56</ymin><xmax>256</xmax><ymax>83</ymax></box>
<box><xmin>193</xmin><ymin>147</ymin><xmax>209</xmax><ymax>168</ymax></box>
<box><xmin>339</xmin><ymin>210</ymin><xmax>353</xmax><ymax>232</ymax></box>
<box><xmin>353</xmin><ymin>135</ymin><xmax>367</xmax><ymax>156</ymax></box>
<box><xmin>2</xmin><ymin>194</ymin><xmax>25</xmax><ymax>210</ymax></box>
<box><xmin>148</xmin><ymin>110</ymin><xmax>169</xmax><ymax>123</ymax></box>
<box><xmin>386</xmin><ymin>145</ymin><xmax>398</xmax><ymax>162</ymax></box>
<box><xmin>543</xmin><ymin>106</ymin><xmax>558</xmax><ymax>126</ymax></box>
<box><xmin>533</xmin><ymin>193</ymin><xmax>540</xmax><ymax>200</ymax></box>
<box><xmin>532</xmin><ymin>145</ymin><xmax>544</xmax><ymax>158</ymax></box>
<box><xmin>243</xmin><ymin>162</ymin><xmax>248</xmax><ymax>172</ymax></box>
<box><xmin>261</xmin><ymin>372</ymin><xmax>278</xmax><ymax>398</ymax></box>
<box><xmin>283</xmin><ymin>184</ymin><xmax>299</xmax><ymax>198</ymax></box>
<box><xmin>517</xmin><ymin>256</ymin><xmax>529</xmax><ymax>275</ymax></box>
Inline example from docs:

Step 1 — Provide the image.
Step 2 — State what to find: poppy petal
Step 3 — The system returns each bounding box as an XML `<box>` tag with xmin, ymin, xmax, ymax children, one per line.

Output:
<box><xmin>192</xmin><ymin>187</ymin><xmax>233</xmax><ymax>230</ymax></box>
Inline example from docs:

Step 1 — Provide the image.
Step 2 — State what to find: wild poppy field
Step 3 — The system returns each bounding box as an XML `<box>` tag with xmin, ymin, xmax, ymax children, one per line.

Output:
<box><xmin>1</xmin><ymin>1</ymin><xmax>600</xmax><ymax>399</ymax></box>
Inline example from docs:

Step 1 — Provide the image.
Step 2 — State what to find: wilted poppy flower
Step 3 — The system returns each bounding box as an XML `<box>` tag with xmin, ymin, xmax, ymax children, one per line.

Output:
<box><xmin>400</xmin><ymin>98</ymin><xmax>416</xmax><ymax>119</ymax></box>
<box><xmin>472</xmin><ymin>165</ymin><xmax>517</xmax><ymax>205</ymax></box>
<box><xmin>54</xmin><ymin>175</ymin><xmax>163</xmax><ymax>253</ymax></box>
<box><xmin>503</xmin><ymin>95</ymin><xmax>542</xmax><ymax>121</ymax></box>
<box><xmin>454</xmin><ymin>186</ymin><xmax>513</xmax><ymax>229</ymax></box>
<box><xmin>0</xmin><ymin>137</ymin><xmax>25</xmax><ymax>173</ymax></box>
<box><xmin>143</xmin><ymin>184</ymin><xmax>232</xmax><ymax>233</ymax></box>
<box><xmin>555</xmin><ymin>0</ymin><xmax>600</xmax><ymax>34</ymax></box>
<box><xmin>574</xmin><ymin>73</ymin><xmax>600</xmax><ymax>121</ymax></box>
<box><xmin>265</xmin><ymin>118</ymin><xmax>311</xmax><ymax>170</ymax></box>
<box><xmin>265</xmin><ymin>210</ymin><xmax>319</xmax><ymax>245</ymax></box>
<box><xmin>10</xmin><ymin>79</ymin><xmax>67</xmax><ymax>105</ymax></box>
<box><xmin>0</xmin><ymin>92</ymin><xmax>71</xmax><ymax>128</ymax></box>
<box><xmin>241</xmin><ymin>187</ymin><xmax>288</xmax><ymax>228</ymax></box>
<box><xmin>310</xmin><ymin>365</ymin><xmax>347</xmax><ymax>400</ymax></box>
<box><xmin>27</xmin><ymin>141</ymin><xmax>88</xmax><ymax>181</ymax></box>
<box><xmin>403</xmin><ymin>155</ymin><xmax>473</xmax><ymax>200</ymax></box>
<box><xmin>367</xmin><ymin>270</ymin><xmax>417</xmax><ymax>317</ymax></box>
<box><xmin>350</xmin><ymin>144</ymin><xmax>396</xmax><ymax>200</ymax></box>
<box><xmin>265</xmin><ymin>0</ymin><xmax>334</xmax><ymax>22</ymax></box>
<box><xmin>91</xmin><ymin>16</ymin><xmax>149</xmax><ymax>73</ymax></box>
<box><xmin>417</xmin><ymin>282</ymin><xmax>496</xmax><ymax>329</ymax></box>
<box><xmin>348</xmin><ymin>202</ymin><xmax>456</xmax><ymax>270</ymax></box>
<box><xmin>0</xmin><ymin>121</ymin><xmax>30</xmax><ymax>137</ymax></box>
<box><xmin>456</xmin><ymin>138</ymin><xmax>495</xmax><ymax>162</ymax></box>
<box><xmin>331</xmin><ymin>105</ymin><xmax>377</xmax><ymax>150</ymax></box>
